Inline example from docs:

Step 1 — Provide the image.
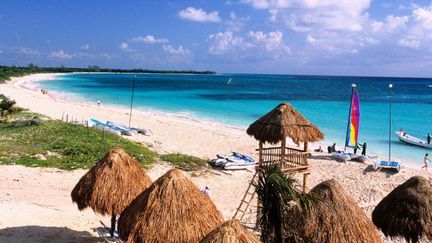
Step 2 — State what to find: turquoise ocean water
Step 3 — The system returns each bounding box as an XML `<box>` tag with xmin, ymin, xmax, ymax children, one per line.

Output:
<box><xmin>37</xmin><ymin>73</ymin><xmax>432</xmax><ymax>165</ymax></box>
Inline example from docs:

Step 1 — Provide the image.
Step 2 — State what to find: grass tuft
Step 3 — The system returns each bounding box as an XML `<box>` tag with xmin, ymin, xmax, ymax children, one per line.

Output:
<box><xmin>160</xmin><ymin>153</ymin><xmax>209</xmax><ymax>171</ymax></box>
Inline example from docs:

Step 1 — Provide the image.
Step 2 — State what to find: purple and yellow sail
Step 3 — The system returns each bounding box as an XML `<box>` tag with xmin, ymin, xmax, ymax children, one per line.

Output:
<box><xmin>345</xmin><ymin>85</ymin><xmax>360</xmax><ymax>148</ymax></box>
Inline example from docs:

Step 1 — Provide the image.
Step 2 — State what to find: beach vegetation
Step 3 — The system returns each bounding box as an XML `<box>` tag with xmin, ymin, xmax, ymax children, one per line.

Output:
<box><xmin>0</xmin><ymin>110</ymin><xmax>156</xmax><ymax>170</ymax></box>
<box><xmin>0</xmin><ymin>97</ymin><xmax>18</xmax><ymax>122</ymax></box>
<box><xmin>160</xmin><ymin>153</ymin><xmax>209</xmax><ymax>171</ymax></box>
<box><xmin>256</xmin><ymin>165</ymin><xmax>314</xmax><ymax>242</ymax></box>
<box><xmin>0</xmin><ymin>65</ymin><xmax>216</xmax><ymax>83</ymax></box>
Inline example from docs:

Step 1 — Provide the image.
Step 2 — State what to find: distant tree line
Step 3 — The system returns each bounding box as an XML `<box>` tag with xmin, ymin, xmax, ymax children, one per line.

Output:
<box><xmin>0</xmin><ymin>64</ymin><xmax>216</xmax><ymax>83</ymax></box>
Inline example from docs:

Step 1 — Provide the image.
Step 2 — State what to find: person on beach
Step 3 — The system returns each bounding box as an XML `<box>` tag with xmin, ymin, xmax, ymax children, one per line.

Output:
<box><xmin>427</xmin><ymin>134</ymin><xmax>431</xmax><ymax>144</ymax></box>
<box><xmin>353</xmin><ymin>143</ymin><xmax>361</xmax><ymax>154</ymax></box>
<box><xmin>422</xmin><ymin>153</ymin><xmax>430</xmax><ymax>171</ymax></box>
<box><xmin>361</xmin><ymin>142</ymin><xmax>367</xmax><ymax>156</ymax></box>
<box><xmin>331</xmin><ymin>143</ymin><xmax>336</xmax><ymax>153</ymax></box>
<box><xmin>201</xmin><ymin>186</ymin><xmax>210</xmax><ymax>196</ymax></box>
<box><xmin>97</xmin><ymin>100</ymin><xmax>101</xmax><ymax>108</ymax></box>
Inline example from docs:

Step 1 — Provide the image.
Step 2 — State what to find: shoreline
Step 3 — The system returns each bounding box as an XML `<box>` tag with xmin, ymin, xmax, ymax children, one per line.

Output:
<box><xmin>14</xmin><ymin>73</ymin><xmax>249</xmax><ymax>133</ymax></box>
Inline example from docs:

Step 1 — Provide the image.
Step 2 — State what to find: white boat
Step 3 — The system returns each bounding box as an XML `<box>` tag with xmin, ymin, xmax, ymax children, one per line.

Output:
<box><xmin>396</xmin><ymin>131</ymin><xmax>432</xmax><ymax>149</ymax></box>
<box><xmin>331</xmin><ymin>152</ymin><xmax>351</xmax><ymax>162</ymax></box>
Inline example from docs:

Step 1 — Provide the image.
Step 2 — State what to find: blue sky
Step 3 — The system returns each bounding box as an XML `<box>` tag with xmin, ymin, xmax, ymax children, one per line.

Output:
<box><xmin>1</xmin><ymin>0</ymin><xmax>432</xmax><ymax>77</ymax></box>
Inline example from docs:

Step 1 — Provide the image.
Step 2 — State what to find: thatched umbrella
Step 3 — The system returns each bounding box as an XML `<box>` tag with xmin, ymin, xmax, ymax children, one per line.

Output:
<box><xmin>118</xmin><ymin>168</ymin><xmax>224</xmax><ymax>243</ymax></box>
<box><xmin>247</xmin><ymin>102</ymin><xmax>324</xmax><ymax>146</ymax></box>
<box><xmin>287</xmin><ymin>179</ymin><xmax>382</xmax><ymax>243</ymax></box>
<box><xmin>372</xmin><ymin>176</ymin><xmax>432</xmax><ymax>243</ymax></box>
<box><xmin>200</xmin><ymin>219</ymin><xmax>261</xmax><ymax>243</ymax></box>
<box><xmin>71</xmin><ymin>147</ymin><xmax>152</xmax><ymax>236</ymax></box>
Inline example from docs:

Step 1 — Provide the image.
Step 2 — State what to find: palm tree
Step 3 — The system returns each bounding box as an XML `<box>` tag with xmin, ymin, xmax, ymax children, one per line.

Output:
<box><xmin>256</xmin><ymin>165</ymin><xmax>314</xmax><ymax>242</ymax></box>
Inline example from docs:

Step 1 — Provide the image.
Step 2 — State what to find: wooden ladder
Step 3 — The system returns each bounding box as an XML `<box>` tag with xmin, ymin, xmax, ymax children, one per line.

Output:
<box><xmin>233</xmin><ymin>170</ymin><xmax>259</xmax><ymax>227</ymax></box>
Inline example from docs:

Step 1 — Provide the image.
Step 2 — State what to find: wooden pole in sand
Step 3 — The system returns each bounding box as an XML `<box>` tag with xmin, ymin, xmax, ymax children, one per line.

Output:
<box><xmin>128</xmin><ymin>75</ymin><xmax>136</xmax><ymax>129</ymax></box>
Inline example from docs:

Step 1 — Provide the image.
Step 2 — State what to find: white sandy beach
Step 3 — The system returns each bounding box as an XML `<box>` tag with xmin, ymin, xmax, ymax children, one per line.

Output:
<box><xmin>0</xmin><ymin>73</ymin><xmax>430</xmax><ymax>242</ymax></box>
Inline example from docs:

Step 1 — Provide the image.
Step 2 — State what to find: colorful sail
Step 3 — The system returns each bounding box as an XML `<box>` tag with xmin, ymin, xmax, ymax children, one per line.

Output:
<box><xmin>345</xmin><ymin>86</ymin><xmax>360</xmax><ymax>148</ymax></box>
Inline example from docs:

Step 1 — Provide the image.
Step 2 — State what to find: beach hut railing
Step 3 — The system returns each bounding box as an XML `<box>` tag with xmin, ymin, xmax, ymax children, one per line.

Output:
<box><xmin>258</xmin><ymin>146</ymin><xmax>308</xmax><ymax>170</ymax></box>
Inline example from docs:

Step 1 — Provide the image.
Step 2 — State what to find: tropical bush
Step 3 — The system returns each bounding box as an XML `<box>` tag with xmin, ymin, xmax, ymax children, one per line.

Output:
<box><xmin>256</xmin><ymin>165</ymin><xmax>314</xmax><ymax>242</ymax></box>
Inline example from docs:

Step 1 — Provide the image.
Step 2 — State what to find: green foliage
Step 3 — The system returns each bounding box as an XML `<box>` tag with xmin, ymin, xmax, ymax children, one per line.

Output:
<box><xmin>0</xmin><ymin>97</ymin><xmax>17</xmax><ymax>114</ymax></box>
<box><xmin>160</xmin><ymin>153</ymin><xmax>209</xmax><ymax>171</ymax></box>
<box><xmin>256</xmin><ymin>165</ymin><xmax>314</xmax><ymax>242</ymax></box>
<box><xmin>0</xmin><ymin>65</ymin><xmax>216</xmax><ymax>83</ymax></box>
<box><xmin>0</xmin><ymin>110</ymin><xmax>156</xmax><ymax>170</ymax></box>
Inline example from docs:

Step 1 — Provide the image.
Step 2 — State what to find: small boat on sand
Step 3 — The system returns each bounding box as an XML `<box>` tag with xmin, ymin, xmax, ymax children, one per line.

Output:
<box><xmin>211</xmin><ymin>152</ymin><xmax>255</xmax><ymax>170</ymax></box>
<box><xmin>331</xmin><ymin>151</ymin><xmax>351</xmax><ymax>162</ymax></box>
<box><xmin>396</xmin><ymin>131</ymin><xmax>432</xmax><ymax>149</ymax></box>
<box><xmin>87</xmin><ymin>119</ymin><xmax>133</xmax><ymax>136</ymax></box>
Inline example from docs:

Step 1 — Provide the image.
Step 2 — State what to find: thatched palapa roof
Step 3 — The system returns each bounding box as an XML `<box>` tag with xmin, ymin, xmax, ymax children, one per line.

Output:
<box><xmin>118</xmin><ymin>168</ymin><xmax>224</xmax><ymax>243</ymax></box>
<box><xmin>372</xmin><ymin>176</ymin><xmax>432</xmax><ymax>243</ymax></box>
<box><xmin>71</xmin><ymin>148</ymin><xmax>152</xmax><ymax>216</ymax></box>
<box><xmin>287</xmin><ymin>179</ymin><xmax>382</xmax><ymax>243</ymax></box>
<box><xmin>200</xmin><ymin>219</ymin><xmax>261</xmax><ymax>243</ymax></box>
<box><xmin>247</xmin><ymin>103</ymin><xmax>324</xmax><ymax>144</ymax></box>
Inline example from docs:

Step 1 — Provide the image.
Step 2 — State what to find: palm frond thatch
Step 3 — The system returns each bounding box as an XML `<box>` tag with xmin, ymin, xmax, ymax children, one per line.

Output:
<box><xmin>246</xmin><ymin>103</ymin><xmax>324</xmax><ymax>144</ymax></box>
<box><xmin>118</xmin><ymin>168</ymin><xmax>224</xmax><ymax>243</ymax></box>
<box><xmin>200</xmin><ymin>219</ymin><xmax>261</xmax><ymax>243</ymax></box>
<box><xmin>287</xmin><ymin>179</ymin><xmax>382</xmax><ymax>243</ymax></box>
<box><xmin>71</xmin><ymin>148</ymin><xmax>152</xmax><ymax>216</ymax></box>
<box><xmin>372</xmin><ymin>176</ymin><xmax>432</xmax><ymax>243</ymax></box>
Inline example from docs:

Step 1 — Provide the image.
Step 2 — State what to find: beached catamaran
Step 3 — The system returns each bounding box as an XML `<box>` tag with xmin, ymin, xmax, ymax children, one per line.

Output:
<box><xmin>332</xmin><ymin>84</ymin><xmax>368</xmax><ymax>162</ymax></box>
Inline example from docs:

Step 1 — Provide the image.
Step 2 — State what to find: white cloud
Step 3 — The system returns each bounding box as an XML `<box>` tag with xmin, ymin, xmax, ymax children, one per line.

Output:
<box><xmin>178</xmin><ymin>7</ymin><xmax>221</xmax><ymax>22</ymax></box>
<box><xmin>49</xmin><ymin>50</ymin><xmax>74</xmax><ymax>59</ymax></box>
<box><xmin>371</xmin><ymin>15</ymin><xmax>408</xmax><ymax>33</ymax></box>
<box><xmin>306</xmin><ymin>35</ymin><xmax>316</xmax><ymax>43</ymax></box>
<box><xmin>242</xmin><ymin>0</ymin><xmax>371</xmax><ymax>32</ymax></box>
<box><xmin>17</xmin><ymin>47</ymin><xmax>40</xmax><ymax>55</ymax></box>
<box><xmin>248</xmin><ymin>31</ymin><xmax>290</xmax><ymax>52</ymax></box>
<box><xmin>301</xmin><ymin>32</ymin><xmax>361</xmax><ymax>54</ymax></box>
<box><xmin>225</xmin><ymin>11</ymin><xmax>250</xmax><ymax>31</ymax></box>
<box><xmin>207</xmin><ymin>30</ymin><xmax>290</xmax><ymax>58</ymax></box>
<box><xmin>398</xmin><ymin>38</ymin><xmax>420</xmax><ymax>48</ymax></box>
<box><xmin>413</xmin><ymin>7</ymin><xmax>432</xmax><ymax>28</ymax></box>
<box><xmin>162</xmin><ymin>45</ymin><xmax>191</xmax><ymax>55</ymax></box>
<box><xmin>80</xmin><ymin>44</ymin><xmax>90</xmax><ymax>50</ymax></box>
<box><xmin>120</xmin><ymin>43</ymin><xmax>128</xmax><ymax>49</ymax></box>
<box><xmin>269</xmin><ymin>9</ymin><xmax>278</xmax><ymax>22</ymax></box>
<box><xmin>207</xmin><ymin>32</ymin><xmax>252</xmax><ymax>54</ymax></box>
<box><xmin>131</xmin><ymin>35</ymin><xmax>169</xmax><ymax>44</ymax></box>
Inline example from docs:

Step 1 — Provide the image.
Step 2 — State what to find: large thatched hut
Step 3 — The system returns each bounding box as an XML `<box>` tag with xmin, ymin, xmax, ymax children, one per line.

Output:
<box><xmin>200</xmin><ymin>219</ymin><xmax>261</xmax><ymax>243</ymax></box>
<box><xmin>247</xmin><ymin>102</ymin><xmax>324</xmax><ymax>192</ymax></box>
<box><xmin>287</xmin><ymin>179</ymin><xmax>382</xmax><ymax>243</ymax></box>
<box><xmin>118</xmin><ymin>168</ymin><xmax>224</xmax><ymax>243</ymax></box>
<box><xmin>247</xmin><ymin>102</ymin><xmax>324</xmax><ymax>146</ymax></box>
<box><xmin>71</xmin><ymin>148</ymin><xmax>152</xmax><ymax>235</ymax></box>
<box><xmin>372</xmin><ymin>176</ymin><xmax>432</xmax><ymax>243</ymax></box>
